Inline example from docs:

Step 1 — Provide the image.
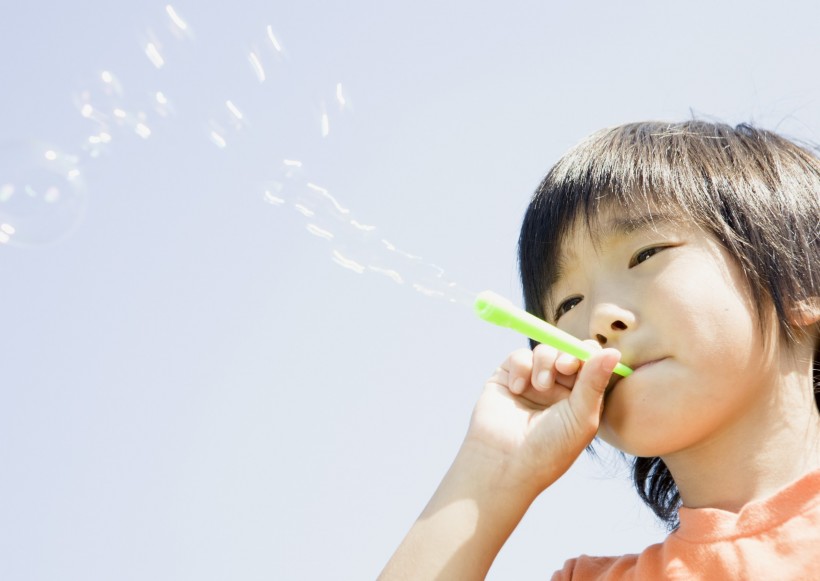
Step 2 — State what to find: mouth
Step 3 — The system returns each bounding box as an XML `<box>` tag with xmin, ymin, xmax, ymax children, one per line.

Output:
<box><xmin>604</xmin><ymin>357</ymin><xmax>667</xmax><ymax>398</ymax></box>
<box><xmin>631</xmin><ymin>357</ymin><xmax>668</xmax><ymax>372</ymax></box>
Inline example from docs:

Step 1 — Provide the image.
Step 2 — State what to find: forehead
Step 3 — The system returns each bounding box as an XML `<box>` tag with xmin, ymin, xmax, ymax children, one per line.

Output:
<box><xmin>560</xmin><ymin>205</ymin><xmax>688</xmax><ymax>246</ymax></box>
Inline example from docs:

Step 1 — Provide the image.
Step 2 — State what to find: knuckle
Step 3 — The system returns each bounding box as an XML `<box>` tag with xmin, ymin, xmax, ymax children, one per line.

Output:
<box><xmin>487</xmin><ymin>367</ymin><xmax>505</xmax><ymax>383</ymax></box>
<box><xmin>532</xmin><ymin>343</ymin><xmax>559</xmax><ymax>367</ymax></box>
<box><xmin>509</xmin><ymin>348</ymin><xmax>534</xmax><ymax>370</ymax></box>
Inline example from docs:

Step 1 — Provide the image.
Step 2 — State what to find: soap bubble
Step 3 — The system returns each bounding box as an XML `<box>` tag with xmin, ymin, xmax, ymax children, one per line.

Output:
<box><xmin>74</xmin><ymin>70</ymin><xmax>159</xmax><ymax>158</ymax></box>
<box><xmin>263</xmin><ymin>160</ymin><xmax>475</xmax><ymax>306</ymax></box>
<box><xmin>0</xmin><ymin>140</ymin><xmax>87</xmax><ymax>247</ymax></box>
<box><xmin>4</xmin><ymin>4</ymin><xmax>472</xmax><ymax>306</ymax></box>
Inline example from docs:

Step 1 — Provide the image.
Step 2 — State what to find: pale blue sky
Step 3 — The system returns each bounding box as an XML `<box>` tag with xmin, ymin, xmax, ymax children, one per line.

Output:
<box><xmin>2</xmin><ymin>1</ymin><xmax>819</xmax><ymax>579</ymax></box>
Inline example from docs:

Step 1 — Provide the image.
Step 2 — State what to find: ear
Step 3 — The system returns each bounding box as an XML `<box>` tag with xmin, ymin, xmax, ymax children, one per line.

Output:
<box><xmin>789</xmin><ymin>297</ymin><xmax>820</xmax><ymax>328</ymax></box>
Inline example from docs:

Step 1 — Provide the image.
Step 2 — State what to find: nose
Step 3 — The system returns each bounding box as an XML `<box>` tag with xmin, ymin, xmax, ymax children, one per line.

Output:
<box><xmin>589</xmin><ymin>302</ymin><xmax>635</xmax><ymax>346</ymax></box>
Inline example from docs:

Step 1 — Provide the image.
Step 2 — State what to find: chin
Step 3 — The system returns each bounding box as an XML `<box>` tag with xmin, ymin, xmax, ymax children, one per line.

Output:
<box><xmin>598</xmin><ymin>433</ymin><xmax>670</xmax><ymax>458</ymax></box>
<box><xmin>599</xmin><ymin>421</ymin><xmax>688</xmax><ymax>457</ymax></box>
<box><xmin>598</xmin><ymin>404</ymin><xmax>686</xmax><ymax>457</ymax></box>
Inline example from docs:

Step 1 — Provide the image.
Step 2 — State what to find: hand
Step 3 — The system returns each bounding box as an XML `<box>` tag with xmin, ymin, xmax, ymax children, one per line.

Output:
<box><xmin>464</xmin><ymin>342</ymin><xmax>622</xmax><ymax>495</ymax></box>
<box><xmin>379</xmin><ymin>343</ymin><xmax>621</xmax><ymax>580</ymax></box>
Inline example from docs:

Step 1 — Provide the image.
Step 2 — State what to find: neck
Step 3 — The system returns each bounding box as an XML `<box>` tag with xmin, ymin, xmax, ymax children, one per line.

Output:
<box><xmin>663</xmin><ymin>367</ymin><xmax>820</xmax><ymax>513</ymax></box>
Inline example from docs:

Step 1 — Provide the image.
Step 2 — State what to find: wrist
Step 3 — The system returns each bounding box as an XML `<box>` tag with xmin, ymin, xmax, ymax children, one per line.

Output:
<box><xmin>379</xmin><ymin>439</ymin><xmax>548</xmax><ymax>580</ymax></box>
<box><xmin>457</xmin><ymin>430</ymin><xmax>567</xmax><ymax>505</ymax></box>
<box><xmin>418</xmin><ymin>439</ymin><xmax>544</xmax><ymax>535</ymax></box>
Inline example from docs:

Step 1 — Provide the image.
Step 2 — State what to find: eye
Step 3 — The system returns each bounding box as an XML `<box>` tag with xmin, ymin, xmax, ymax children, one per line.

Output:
<box><xmin>554</xmin><ymin>295</ymin><xmax>582</xmax><ymax>321</ymax></box>
<box><xmin>629</xmin><ymin>245</ymin><xmax>666</xmax><ymax>268</ymax></box>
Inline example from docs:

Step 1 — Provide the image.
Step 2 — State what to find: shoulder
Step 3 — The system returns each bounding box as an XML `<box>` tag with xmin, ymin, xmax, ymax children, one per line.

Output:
<box><xmin>550</xmin><ymin>477</ymin><xmax>820</xmax><ymax>581</ymax></box>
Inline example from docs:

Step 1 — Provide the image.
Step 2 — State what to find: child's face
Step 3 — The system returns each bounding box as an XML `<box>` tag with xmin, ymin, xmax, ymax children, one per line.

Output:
<box><xmin>547</xmin><ymin>207</ymin><xmax>780</xmax><ymax>458</ymax></box>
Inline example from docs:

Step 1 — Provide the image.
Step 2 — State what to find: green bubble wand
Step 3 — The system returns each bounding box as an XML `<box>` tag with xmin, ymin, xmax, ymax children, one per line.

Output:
<box><xmin>473</xmin><ymin>290</ymin><xmax>633</xmax><ymax>377</ymax></box>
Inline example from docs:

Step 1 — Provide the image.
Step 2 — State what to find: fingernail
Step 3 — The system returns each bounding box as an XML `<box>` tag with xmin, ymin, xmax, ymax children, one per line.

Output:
<box><xmin>600</xmin><ymin>353</ymin><xmax>620</xmax><ymax>375</ymax></box>
<box><xmin>513</xmin><ymin>377</ymin><xmax>526</xmax><ymax>393</ymax></box>
<box><xmin>536</xmin><ymin>370</ymin><xmax>549</xmax><ymax>388</ymax></box>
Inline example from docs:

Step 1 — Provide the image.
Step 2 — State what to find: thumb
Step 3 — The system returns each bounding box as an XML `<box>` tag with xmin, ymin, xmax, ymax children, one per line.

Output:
<box><xmin>569</xmin><ymin>348</ymin><xmax>622</xmax><ymax>426</ymax></box>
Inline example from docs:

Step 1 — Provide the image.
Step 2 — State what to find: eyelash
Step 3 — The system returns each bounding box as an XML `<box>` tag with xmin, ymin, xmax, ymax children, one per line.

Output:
<box><xmin>553</xmin><ymin>245</ymin><xmax>670</xmax><ymax>321</ymax></box>
<box><xmin>554</xmin><ymin>296</ymin><xmax>582</xmax><ymax>321</ymax></box>
<box><xmin>629</xmin><ymin>245</ymin><xmax>666</xmax><ymax>267</ymax></box>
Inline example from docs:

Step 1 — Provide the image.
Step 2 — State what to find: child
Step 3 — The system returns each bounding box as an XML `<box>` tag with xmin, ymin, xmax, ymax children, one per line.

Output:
<box><xmin>380</xmin><ymin>120</ymin><xmax>820</xmax><ymax>579</ymax></box>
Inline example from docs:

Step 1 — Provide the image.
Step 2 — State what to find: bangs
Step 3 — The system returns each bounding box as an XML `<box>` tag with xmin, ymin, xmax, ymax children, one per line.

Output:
<box><xmin>519</xmin><ymin>120</ymin><xmax>820</xmax><ymax>336</ymax></box>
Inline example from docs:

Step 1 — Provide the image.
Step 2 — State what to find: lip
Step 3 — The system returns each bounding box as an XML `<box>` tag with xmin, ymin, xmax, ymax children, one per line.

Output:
<box><xmin>631</xmin><ymin>357</ymin><xmax>668</xmax><ymax>372</ymax></box>
<box><xmin>605</xmin><ymin>357</ymin><xmax>668</xmax><ymax>398</ymax></box>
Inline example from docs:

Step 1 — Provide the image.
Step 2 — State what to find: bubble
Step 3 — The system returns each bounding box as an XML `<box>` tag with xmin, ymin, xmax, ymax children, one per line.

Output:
<box><xmin>320</xmin><ymin>105</ymin><xmax>330</xmax><ymax>138</ymax></box>
<box><xmin>335</xmin><ymin>83</ymin><xmax>347</xmax><ymax>108</ymax></box>
<box><xmin>73</xmin><ymin>70</ymin><xmax>159</xmax><ymax>158</ymax></box>
<box><xmin>153</xmin><ymin>91</ymin><xmax>174</xmax><ymax>118</ymax></box>
<box><xmin>15</xmin><ymin>7</ymin><xmax>465</xmax><ymax>300</ymax></box>
<box><xmin>266</xmin><ymin>25</ymin><xmax>284</xmax><ymax>53</ymax></box>
<box><xmin>264</xmin><ymin>161</ymin><xmax>475</xmax><ymax>307</ymax></box>
<box><xmin>0</xmin><ymin>140</ymin><xmax>87</xmax><ymax>247</ymax></box>
<box><xmin>69</xmin><ymin>4</ymin><xmax>200</xmax><ymax>162</ymax></box>
<box><xmin>165</xmin><ymin>4</ymin><xmax>191</xmax><ymax>36</ymax></box>
<box><xmin>208</xmin><ymin>127</ymin><xmax>229</xmax><ymax>149</ymax></box>
<box><xmin>144</xmin><ymin>40</ymin><xmax>166</xmax><ymax>69</ymax></box>
<box><xmin>248</xmin><ymin>51</ymin><xmax>266</xmax><ymax>83</ymax></box>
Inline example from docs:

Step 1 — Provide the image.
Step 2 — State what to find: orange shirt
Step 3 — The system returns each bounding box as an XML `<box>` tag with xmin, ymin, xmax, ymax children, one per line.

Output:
<box><xmin>551</xmin><ymin>469</ymin><xmax>820</xmax><ymax>580</ymax></box>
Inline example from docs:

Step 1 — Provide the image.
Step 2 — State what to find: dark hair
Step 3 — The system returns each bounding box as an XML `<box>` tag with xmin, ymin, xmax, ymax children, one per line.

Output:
<box><xmin>517</xmin><ymin>120</ymin><xmax>820</xmax><ymax>529</ymax></box>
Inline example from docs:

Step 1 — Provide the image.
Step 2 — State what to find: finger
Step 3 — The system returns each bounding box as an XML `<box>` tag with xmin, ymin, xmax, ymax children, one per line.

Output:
<box><xmin>531</xmin><ymin>343</ymin><xmax>559</xmax><ymax>391</ymax></box>
<box><xmin>504</xmin><ymin>348</ymin><xmax>534</xmax><ymax>395</ymax></box>
<box><xmin>554</xmin><ymin>353</ymin><xmax>581</xmax><ymax>377</ymax></box>
<box><xmin>568</xmin><ymin>348</ymin><xmax>622</xmax><ymax>428</ymax></box>
<box><xmin>554</xmin><ymin>340</ymin><xmax>601</xmax><ymax>376</ymax></box>
<box><xmin>486</xmin><ymin>366</ymin><xmax>509</xmax><ymax>387</ymax></box>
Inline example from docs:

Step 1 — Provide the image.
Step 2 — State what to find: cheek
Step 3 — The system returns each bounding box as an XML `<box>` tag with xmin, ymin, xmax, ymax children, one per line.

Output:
<box><xmin>652</xmin><ymin>251</ymin><xmax>760</xmax><ymax>363</ymax></box>
<box><xmin>598</xmin><ymin>247</ymin><xmax>771</xmax><ymax>456</ymax></box>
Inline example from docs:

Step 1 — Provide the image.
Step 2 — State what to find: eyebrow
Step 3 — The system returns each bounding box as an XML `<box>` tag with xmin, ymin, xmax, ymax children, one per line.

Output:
<box><xmin>600</xmin><ymin>211</ymin><xmax>680</xmax><ymax>238</ymax></box>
